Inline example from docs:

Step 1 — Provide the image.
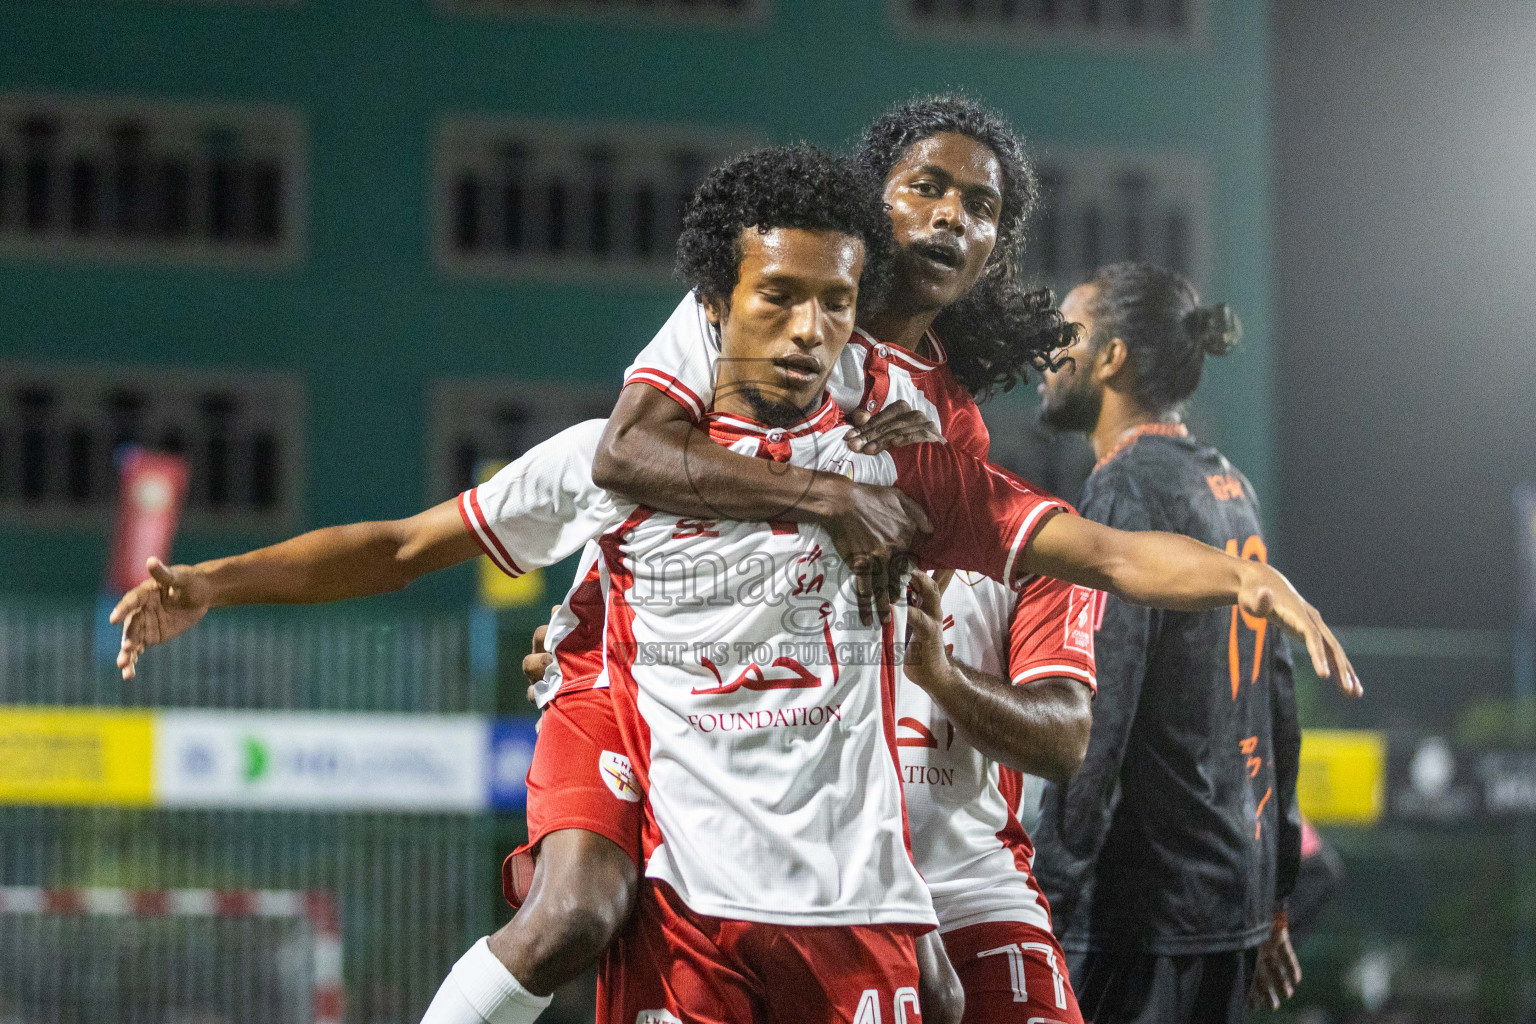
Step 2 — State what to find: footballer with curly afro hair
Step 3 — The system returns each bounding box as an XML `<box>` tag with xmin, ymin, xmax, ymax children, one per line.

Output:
<box><xmin>670</xmin><ymin>144</ymin><xmax>894</xmax><ymax>428</ymax></box>
<box><xmin>856</xmin><ymin>93</ymin><xmax>1077</xmax><ymax>401</ymax></box>
<box><xmin>674</xmin><ymin>144</ymin><xmax>894</xmax><ymax>315</ymax></box>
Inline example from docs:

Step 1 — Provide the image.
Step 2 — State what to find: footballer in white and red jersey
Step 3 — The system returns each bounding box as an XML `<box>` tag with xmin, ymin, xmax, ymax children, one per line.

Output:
<box><xmin>457</xmin><ymin>285</ymin><xmax>1005</xmax><ymax>903</ymax></box>
<box><xmin>624</xmin><ymin>291</ymin><xmax>1096</xmax><ymax>1023</ymax></box>
<box><xmin>593</xmin><ymin>387</ymin><xmax>1067</xmax><ymax>1024</ymax></box>
<box><xmin>473</xmin><ymin>290</ymin><xmax>1006</xmax><ymax>897</ymax></box>
<box><xmin>905</xmin><ymin>571</ymin><xmax>1097</xmax><ymax>1024</ymax></box>
<box><xmin>463</xmin><ymin>288</ymin><xmax>1099</xmax><ymax>1021</ymax></box>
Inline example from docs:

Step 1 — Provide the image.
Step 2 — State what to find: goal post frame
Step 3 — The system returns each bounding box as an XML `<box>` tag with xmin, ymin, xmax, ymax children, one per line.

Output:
<box><xmin>0</xmin><ymin>885</ymin><xmax>344</xmax><ymax>1023</ymax></box>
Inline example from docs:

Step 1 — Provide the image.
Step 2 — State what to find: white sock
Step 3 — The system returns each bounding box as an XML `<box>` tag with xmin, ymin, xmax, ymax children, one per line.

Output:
<box><xmin>419</xmin><ymin>937</ymin><xmax>553</xmax><ymax>1024</ymax></box>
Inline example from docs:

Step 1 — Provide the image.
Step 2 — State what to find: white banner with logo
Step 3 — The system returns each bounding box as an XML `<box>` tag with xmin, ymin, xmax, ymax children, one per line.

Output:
<box><xmin>154</xmin><ymin>711</ymin><xmax>490</xmax><ymax>811</ymax></box>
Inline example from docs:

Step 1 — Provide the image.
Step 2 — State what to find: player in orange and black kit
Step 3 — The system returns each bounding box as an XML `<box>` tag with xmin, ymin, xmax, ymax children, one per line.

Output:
<box><xmin>1031</xmin><ymin>262</ymin><xmax>1318</xmax><ymax>1022</ymax></box>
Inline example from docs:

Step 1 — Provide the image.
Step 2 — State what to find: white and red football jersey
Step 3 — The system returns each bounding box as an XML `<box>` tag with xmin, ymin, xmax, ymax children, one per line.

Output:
<box><xmin>898</xmin><ymin>572</ymin><xmax>1098</xmax><ymax>933</ymax></box>
<box><xmin>625</xmin><ymin>292</ymin><xmax>991</xmax><ymax>459</ymax></box>
<box><xmin>623</xmin><ymin>292</ymin><xmax>1101</xmax><ymax>932</ymax></box>
<box><xmin>600</xmin><ymin>397</ymin><xmax>1067</xmax><ymax>929</ymax></box>
<box><xmin>457</xmin><ymin>419</ymin><xmax>623</xmax><ymax>708</ymax></box>
<box><xmin>473</xmin><ymin>298</ymin><xmax>1093</xmax><ymax>932</ymax></box>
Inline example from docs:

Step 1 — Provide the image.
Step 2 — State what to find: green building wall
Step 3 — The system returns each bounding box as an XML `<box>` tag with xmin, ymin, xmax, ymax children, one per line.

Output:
<box><xmin>0</xmin><ymin>0</ymin><xmax>1274</xmax><ymax>599</ymax></box>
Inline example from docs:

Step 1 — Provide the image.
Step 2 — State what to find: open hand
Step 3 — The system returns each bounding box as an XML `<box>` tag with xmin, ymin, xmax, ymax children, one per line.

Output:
<box><xmin>1240</xmin><ymin>564</ymin><xmax>1362</xmax><ymax>698</ymax></box>
<box><xmin>108</xmin><ymin>558</ymin><xmax>214</xmax><ymax>680</ymax></box>
<box><xmin>834</xmin><ymin>400</ymin><xmax>941</xmax><ymax>625</ymax></box>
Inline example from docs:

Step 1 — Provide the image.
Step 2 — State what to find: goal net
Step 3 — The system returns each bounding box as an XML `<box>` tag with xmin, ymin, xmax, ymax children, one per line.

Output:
<box><xmin>0</xmin><ymin>887</ymin><xmax>343</xmax><ymax>1024</ymax></box>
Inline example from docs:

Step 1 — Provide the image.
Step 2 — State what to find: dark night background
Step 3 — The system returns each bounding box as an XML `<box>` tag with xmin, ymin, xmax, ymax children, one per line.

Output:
<box><xmin>1274</xmin><ymin>0</ymin><xmax>1536</xmax><ymax>629</ymax></box>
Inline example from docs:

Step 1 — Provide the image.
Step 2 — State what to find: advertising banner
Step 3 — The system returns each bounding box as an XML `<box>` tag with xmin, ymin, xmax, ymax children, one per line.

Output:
<box><xmin>1296</xmin><ymin>729</ymin><xmax>1536</xmax><ymax>826</ymax></box>
<box><xmin>153</xmin><ymin>711</ymin><xmax>490</xmax><ymax>811</ymax></box>
<box><xmin>106</xmin><ymin>447</ymin><xmax>191</xmax><ymax>595</ymax></box>
<box><xmin>1297</xmin><ymin>729</ymin><xmax>1387</xmax><ymax>825</ymax></box>
<box><xmin>0</xmin><ymin>707</ymin><xmax>154</xmax><ymax>806</ymax></box>
<box><xmin>0</xmin><ymin>707</ymin><xmax>548</xmax><ymax>813</ymax></box>
<box><xmin>1387</xmin><ymin>735</ymin><xmax>1536</xmax><ymax>824</ymax></box>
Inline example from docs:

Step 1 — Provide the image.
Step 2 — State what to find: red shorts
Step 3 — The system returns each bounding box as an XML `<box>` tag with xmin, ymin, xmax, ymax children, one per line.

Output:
<box><xmin>944</xmin><ymin>921</ymin><xmax>1084</xmax><ymax>1024</ymax></box>
<box><xmin>502</xmin><ymin>687</ymin><xmax>644</xmax><ymax>906</ymax></box>
<box><xmin>599</xmin><ymin>880</ymin><xmax>924</xmax><ymax>1024</ymax></box>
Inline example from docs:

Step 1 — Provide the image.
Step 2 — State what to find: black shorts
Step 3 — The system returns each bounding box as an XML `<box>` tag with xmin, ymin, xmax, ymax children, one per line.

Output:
<box><xmin>1067</xmin><ymin>946</ymin><xmax>1259</xmax><ymax>1024</ymax></box>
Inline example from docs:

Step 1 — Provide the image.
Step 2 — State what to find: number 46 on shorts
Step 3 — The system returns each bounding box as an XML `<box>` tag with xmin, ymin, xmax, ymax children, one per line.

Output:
<box><xmin>853</xmin><ymin>986</ymin><xmax>920</xmax><ymax>1024</ymax></box>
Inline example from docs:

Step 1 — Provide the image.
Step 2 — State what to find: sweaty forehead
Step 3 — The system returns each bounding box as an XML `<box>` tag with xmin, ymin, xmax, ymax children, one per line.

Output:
<box><xmin>739</xmin><ymin>227</ymin><xmax>864</xmax><ymax>286</ymax></box>
<box><xmin>890</xmin><ymin>133</ymin><xmax>1003</xmax><ymax>194</ymax></box>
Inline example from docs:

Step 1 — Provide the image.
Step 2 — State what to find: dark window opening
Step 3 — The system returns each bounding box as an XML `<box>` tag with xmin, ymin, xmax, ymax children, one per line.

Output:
<box><xmin>66</xmin><ymin>426</ymin><xmax>92</xmax><ymax>504</ymax></box>
<box><xmin>632</xmin><ymin>183</ymin><xmax>656</xmax><ymax>258</ymax></box>
<box><xmin>23</xmin><ymin>117</ymin><xmax>57</xmax><ymax>234</ymax></box>
<box><xmin>208</xmin><ymin>159</ymin><xmax>238</xmax><ymax>240</ymax></box>
<box><xmin>250</xmin><ymin>431</ymin><xmax>279</xmax><ymax>509</ymax></box>
<box><xmin>1120</xmin><ymin>172</ymin><xmax>1150</xmax><ymax>261</ymax></box>
<box><xmin>1165</xmin><ymin>211</ymin><xmax>1190</xmax><ymax>276</ymax></box>
<box><xmin>158</xmin><ymin>159</ymin><xmax>192</xmax><ymax>238</ymax></box>
<box><xmin>158</xmin><ymin>429</ymin><xmax>186</xmax><ymax>459</ymax></box>
<box><xmin>113</xmin><ymin>122</ymin><xmax>147</xmax><ymax>237</ymax></box>
<box><xmin>248</xmin><ymin>162</ymin><xmax>282</xmax><ymax>244</ymax></box>
<box><xmin>454</xmin><ymin>176</ymin><xmax>481</xmax><ymax>251</ymax></box>
<box><xmin>1081</xmin><ymin>207</ymin><xmax>1103</xmax><ymax>274</ymax></box>
<box><xmin>545</xmin><ymin>181</ymin><xmax>568</xmax><ymax>252</ymax></box>
<box><xmin>69</xmin><ymin>158</ymin><xmax>100</xmax><ymax>235</ymax></box>
<box><xmin>454</xmin><ymin>440</ymin><xmax>478</xmax><ymax>498</ymax></box>
<box><xmin>17</xmin><ymin>387</ymin><xmax>53</xmax><ymax>500</ymax></box>
<box><xmin>199</xmin><ymin>394</ymin><xmax>236</xmax><ymax>509</ymax></box>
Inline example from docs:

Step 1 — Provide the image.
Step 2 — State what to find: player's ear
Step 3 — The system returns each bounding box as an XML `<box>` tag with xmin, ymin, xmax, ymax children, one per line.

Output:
<box><xmin>1098</xmin><ymin>336</ymin><xmax>1131</xmax><ymax>383</ymax></box>
<box><xmin>702</xmin><ymin>295</ymin><xmax>726</xmax><ymax>327</ymax></box>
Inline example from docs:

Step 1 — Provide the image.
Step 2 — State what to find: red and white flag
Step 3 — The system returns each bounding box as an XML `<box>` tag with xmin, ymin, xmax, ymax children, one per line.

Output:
<box><xmin>106</xmin><ymin>447</ymin><xmax>190</xmax><ymax>595</ymax></box>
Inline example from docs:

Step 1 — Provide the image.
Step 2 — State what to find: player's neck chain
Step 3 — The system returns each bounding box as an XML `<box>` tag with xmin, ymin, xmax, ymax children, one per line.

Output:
<box><xmin>1097</xmin><ymin>422</ymin><xmax>1190</xmax><ymax>470</ymax></box>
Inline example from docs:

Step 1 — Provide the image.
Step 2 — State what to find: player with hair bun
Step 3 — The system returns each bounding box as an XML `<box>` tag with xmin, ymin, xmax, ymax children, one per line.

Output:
<box><xmin>1037</xmin><ymin>261</ymin><xmax>1240</xmax><ymax>435</ymax></box>
<box><xmin>1034</xmin><ymin>262</ymin><xmax>1309</xmax><ymax>1023</ymax></box>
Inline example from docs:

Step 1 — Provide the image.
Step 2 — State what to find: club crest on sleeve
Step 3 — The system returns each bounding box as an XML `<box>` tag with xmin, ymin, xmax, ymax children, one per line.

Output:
<box><xmin>635</xmin><ymin>1011</ymin><xmax>682</xmax><ymax>1024</ymax></box>
<box><xmin>599</xmin><ymin>750</ymin><xmax>642</xmax><ymax>803</ymax></box>
<box><xmin>1065</xmin><ymin>585</ymin><xmax>1097</xmax><ymax>654</ymax></box>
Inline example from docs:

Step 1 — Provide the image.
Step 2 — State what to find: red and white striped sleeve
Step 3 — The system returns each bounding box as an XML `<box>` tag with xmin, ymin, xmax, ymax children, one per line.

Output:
<box><xmin>621</xmin><ymin>292</ymin><xmax>719</xmax><ymax>422</ymax></box>
<box><xmin>1006</xmin><ymin>575</ymin><xmax>1098</xmax><ymax>692</ymax></box>
<box><xmin>891</xmin><ymin>443</ymin><xmax>1071</xmax><ymax>592</ymax></box>
<box><xmin>457</xmin><ymin>419</ymin><xmax>624</xmax><ymax>579</ymax></box>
